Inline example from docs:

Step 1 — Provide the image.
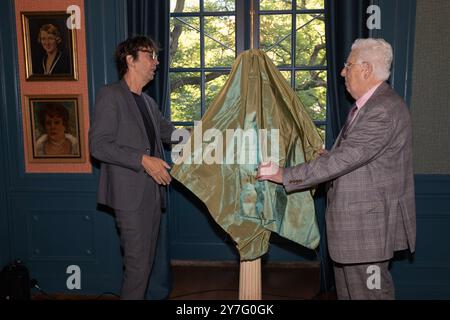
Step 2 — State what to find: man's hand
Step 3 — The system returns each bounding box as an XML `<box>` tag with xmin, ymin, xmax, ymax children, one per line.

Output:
<box><xmin>317</xmin><ymin>148</ymin><xmax>328</xmax><ymax>156</ymax></box>
<box><xmin>141</xmin><ymin>155</ymin><xmax>172</xmax><ymax>185</ymax></box>
<box><xmin>256</xmin><ymin>161</ymin><xmax>283</xmax><ymax>184</ymax></box>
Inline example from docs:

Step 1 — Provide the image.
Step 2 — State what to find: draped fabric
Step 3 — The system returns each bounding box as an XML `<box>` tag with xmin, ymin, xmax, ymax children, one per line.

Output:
<box><xmin>126</xmin><ymin>0</ymin><xmax>171</xmax><ymax>300</ymax></box>
<box><xmin>171</xmin><ymin>50</ymin><xmax>323</xmax><ymax>261</ymax></box>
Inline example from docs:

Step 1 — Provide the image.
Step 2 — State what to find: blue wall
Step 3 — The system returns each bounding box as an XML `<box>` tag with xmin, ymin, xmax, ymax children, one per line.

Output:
<box><xmin>0</xmin><ymin>0</ymin><xmax>17</xmax><ymax>271</ymax></box>
<box><xmin>0</xmin><ymin>0</ymin><xmax>127</xmax><ymax>295</ymax></box>
<box><xmin>1</xmin><ymin>0</ymin><xmax>449</xmax><ymax>299</ymax></box>
<box><xmin>392</xmin><ymin>176</ymin><xmax>450</xmax><ymax>299</ymax></box>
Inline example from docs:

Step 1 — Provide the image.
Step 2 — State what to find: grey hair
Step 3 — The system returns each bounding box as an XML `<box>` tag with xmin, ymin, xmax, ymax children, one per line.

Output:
<box><xmin>351</xmin><ymin>38</ymin><xmax>393</xmax><ymax>81</ymax></box>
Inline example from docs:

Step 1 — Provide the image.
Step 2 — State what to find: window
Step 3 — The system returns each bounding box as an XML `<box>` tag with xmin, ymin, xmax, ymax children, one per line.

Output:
<box><xmin>169</xmin><ymin>0</ymin><xmax>326</xmax><ymax>138</ymax></box>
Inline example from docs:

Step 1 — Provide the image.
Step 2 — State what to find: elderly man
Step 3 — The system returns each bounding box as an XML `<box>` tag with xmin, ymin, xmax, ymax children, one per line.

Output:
<box><xmin>89</xmin><ymin>36</ymin><xmax>175</xmax><ymax>299</ymax></box>
<box><xmin>257</xmin><ymin>38</ymin><xmax>416</xmax><ymax>299</ymax></box>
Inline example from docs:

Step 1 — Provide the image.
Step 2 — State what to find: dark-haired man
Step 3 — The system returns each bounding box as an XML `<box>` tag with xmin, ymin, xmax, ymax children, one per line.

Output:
<box><xmin>89</xmin><ymin>36</ymin><xmax>175</xmax><ymax>299</ymax></box>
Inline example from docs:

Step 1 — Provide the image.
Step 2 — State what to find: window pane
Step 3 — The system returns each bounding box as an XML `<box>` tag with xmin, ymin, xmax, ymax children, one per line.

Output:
<box><xmin>170</xmin><ymin>0</ymin><xmax>199</xmax><ymax>13</ymax></box>
<box><xmin>204</xmin><ymin>0</ymin><xmax>235</xmax><ymax>12</ymax></box>
<box><xmin>296</xmin><ymin>0</ymin><xmax>325</xmax><ymax>10</ymax></box>
<box><xmin>170</xmin><ymin>17</ymin><xmax>200</xmax><ymax>68</ymax></box>
<box><xmin>296</xmin><ymin>14</ymin><xmax>326</xmax><ymax>66</ymax></box>
<box><xmin>295</xmin><ymin>70</ymin><xmax>327</xmax><ymax>121</ymax></box>
<box><xmin>316</xmin><ymin>125</ymin><xmax>325</xmax><ymax>142</ymax></box>
<box><xmin>280</xmin><ymin>70</ymin><xmax>291</xmax><ymax>85</ymax></box>
<box><xmin>205</xmin><ymin>72</ymin><xmax>229</xmax><ymax>109</ymax></box>
<box><xmin>260</xmin><ymin>14</ymin><xmax>292</xmax><ymax>66</ymax></box>
<box><xmin>204</xmin><ymin>16</ymin><xmax>236</xmax><ymax>68</ymax></box>
<box><xmin>170</xmin><ymin>72</ymin><xmax>201</xmax><ymax>122</ymax></box>
<box><xmin>295</xmin><ymin>14</ymin><xmax>326</xmax><ymax>66</ymax></box>
<box><xmin>260</xmin><ymin>0</ymin><xmax>292</xmax><ymax>10</ymax></box>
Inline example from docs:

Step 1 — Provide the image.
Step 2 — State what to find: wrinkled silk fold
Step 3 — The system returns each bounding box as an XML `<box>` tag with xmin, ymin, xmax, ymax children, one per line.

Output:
<box><xmin>171</xmin><ymin>50</ymin><xmax>323</xmax><ymax>260</ymax></box>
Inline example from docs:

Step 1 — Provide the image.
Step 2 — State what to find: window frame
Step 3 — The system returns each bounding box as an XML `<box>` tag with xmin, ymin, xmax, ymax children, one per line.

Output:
<box><xmin>169</xmin><ymin>0</ymin><xmax>327</xmax><ymax>131</ymax></box>
<box><xmin>169</xmin><ymin>1</ymin><xmax>237</xmax><ymax>127</ymax></box>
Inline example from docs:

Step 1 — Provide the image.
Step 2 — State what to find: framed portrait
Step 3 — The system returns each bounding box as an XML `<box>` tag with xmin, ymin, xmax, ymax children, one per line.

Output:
<box><xmin>21</xmin><ymin>11</ymin><xmax>78</xmax><ymax>81</ymax></box>
<box><xmin>25</xmin><ymin>96</ymin><xmax>84</xmax><ymax>163</ymax></box>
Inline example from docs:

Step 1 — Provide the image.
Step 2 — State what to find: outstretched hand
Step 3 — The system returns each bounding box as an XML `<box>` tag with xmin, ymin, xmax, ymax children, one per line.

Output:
<box><xmin>256</xmin><ymin>161</ymin><xmax>283</xmax><ymax>184</ymax></box>
<box><xmin>141</xmin><ymin>155</ymin><xmax>172</xmax><ymax>185</ymax></box>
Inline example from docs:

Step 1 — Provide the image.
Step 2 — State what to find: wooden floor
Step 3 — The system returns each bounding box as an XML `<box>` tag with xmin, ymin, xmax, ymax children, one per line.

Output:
<box><xmin>32</xmin><ymin>261</ymin><xmax>336</xmax><ymax>300</ymax></box>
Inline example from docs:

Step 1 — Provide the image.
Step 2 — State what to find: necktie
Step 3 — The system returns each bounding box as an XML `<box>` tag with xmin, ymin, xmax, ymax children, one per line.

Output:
<box><xmin>337</xmin><ymin>104</ymin><xmax>358</xmax><ymax>146</ymax></box>
<box><xmin>341</xmin><ymin>104</ymin><xmax>358</xmax><ymax>136</ymax></box>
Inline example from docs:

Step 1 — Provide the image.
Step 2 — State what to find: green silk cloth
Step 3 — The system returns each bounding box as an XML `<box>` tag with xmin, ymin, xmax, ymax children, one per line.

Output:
<box><xmin>171</xmin><ymin>49</ymin><xmax>323</xmax><ymax>261</ymax></box>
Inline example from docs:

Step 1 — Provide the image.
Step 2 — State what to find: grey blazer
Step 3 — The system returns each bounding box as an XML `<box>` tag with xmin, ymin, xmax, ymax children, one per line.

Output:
<box><xmin>89</xmin><ymin>79</ymin><xmax>175</xmax><ymax>211</ymax></box>
<box><xmin>283</xmin><ymin>82</ymin><xmax>416</xmax><ymax>264</ymax></box>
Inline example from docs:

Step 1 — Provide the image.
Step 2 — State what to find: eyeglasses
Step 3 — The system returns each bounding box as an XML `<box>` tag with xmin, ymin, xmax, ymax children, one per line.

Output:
<box><xmin>343</xmin><ymin>61</ymin><xmax>364</xmax><ymax>70</ymax></box>
<box><xmin>139</xmin><ymin>49</ymin><xmax>158</xmax><ymax>60</ymax></box>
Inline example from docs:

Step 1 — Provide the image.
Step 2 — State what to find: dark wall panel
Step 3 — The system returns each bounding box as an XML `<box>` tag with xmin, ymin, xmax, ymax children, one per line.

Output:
<box><xmin>392</xmin><ymin>176</ymin><xmax>450</xmax><ymax>299</ymax></box>
<box><xmin>0</xmin><ymin>0</ymin><xmax>18</xmax><ymax>270</ymax></box>
<box><xmin>9</xmin><ymin>192</ymin><xmax>121</xmax><ymax>293</ymax></box>
<box><xmin>410</xmin><ymin>0</ymin><xmax>450</xmax><ymax>174</ymax></box>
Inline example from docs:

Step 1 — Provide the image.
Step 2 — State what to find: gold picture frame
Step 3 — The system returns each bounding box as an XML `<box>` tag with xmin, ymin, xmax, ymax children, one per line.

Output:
<box><xmin>25</xmin><ymin>95</ymin><xmax>85</xmax><ymax>163</ymax></box>
<box><xmin>21</xmin><ymin>11</ymin><xmax>78</xmax><ymax>81</ymax></box>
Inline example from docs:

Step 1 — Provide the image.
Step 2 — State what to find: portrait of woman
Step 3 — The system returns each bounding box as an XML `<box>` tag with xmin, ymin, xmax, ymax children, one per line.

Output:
<box><xmin>22</xmin><ymin>12</ymin><xmax>77</xmax><ymax>80</ymax></box>
<box><xmin>29</xmin><ymin>99</ymin><xmax>82</xmax><ymax>159</ymax></box>
<box><xmin>35</xmin><ymin>23</ymin><xmax>71</xmax><ymax>75</ymax></box>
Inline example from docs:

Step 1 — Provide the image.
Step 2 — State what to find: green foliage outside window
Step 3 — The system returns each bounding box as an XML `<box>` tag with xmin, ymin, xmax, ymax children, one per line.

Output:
<box><xmin>169</xmin><ymin>0</ymin><xmax>326</xmax><ymax>140</ymax></box>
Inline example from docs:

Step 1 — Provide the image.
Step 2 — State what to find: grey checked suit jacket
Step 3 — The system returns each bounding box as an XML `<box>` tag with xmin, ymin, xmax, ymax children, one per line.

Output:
<box><xmin>283</xmin><ymin>82</ymin><xmax>416</xmax><ymax>264</ymax></box>
<box><xmin>89</xmin><ymin>79</ymin><xmax>175</xmax><ymax>211</ymax></box>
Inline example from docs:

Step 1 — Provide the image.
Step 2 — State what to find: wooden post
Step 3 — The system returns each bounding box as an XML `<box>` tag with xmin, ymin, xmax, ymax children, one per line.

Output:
<box><xmin>239</xmin><ymin>0</ymin><xmax>261</xmax><ymax>301</ymax></box>
<box><xmin>239</xmin><ymin>258</ymin><xmax>262</xmax><ymax>300</ymax></box>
